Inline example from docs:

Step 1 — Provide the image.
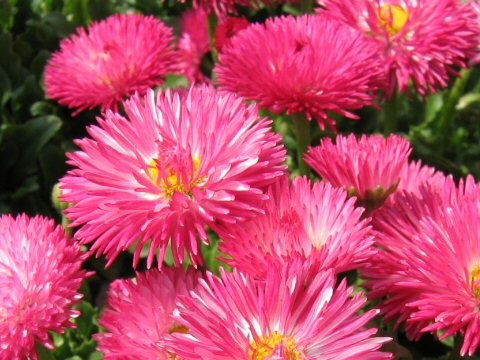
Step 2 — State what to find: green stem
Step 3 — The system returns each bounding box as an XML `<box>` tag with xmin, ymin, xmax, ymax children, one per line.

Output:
<box><xmin>293</xmin><ymin>113</ymin><xmax>311</xmax><ymax>175</ymax></box>
<box><xmin>208</xmin><ymin>12</ymin><xmax>219</xmax><ymax>63</ymax></box>
<box><xmin>300</xmin><ymin>0</ymin><xmax>314</xmax><ymax>13</ymax></box>
<box><xmin>436</xmin><ymin>68</ymin><xmax>472</xmax><ymax>142</ymax></box>
<box><xmin>380</xmin><ymin>92</ymin><xmax>399</xmax><ymax>135</ymax></box>
<box><xmin>448</xmin><ymin>335</ymin><xmax>463</xmax><ymax>360</ymax></box>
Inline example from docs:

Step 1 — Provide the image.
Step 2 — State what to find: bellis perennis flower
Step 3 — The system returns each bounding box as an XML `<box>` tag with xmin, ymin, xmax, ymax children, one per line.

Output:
<box><xmin>61</xmin><ymin>85</ymin><xmax>286</xmax><ymax>268</ymax></box>
<box><xmin>0</xmin><ymin>214</ymin><xmax>89</xmax><ymax>359</ymax></box>
<box><xmin>45</xmin><ymin>14</ymin><xmax>177</xmax><ymax>114</ymax></box>
<box><xmin>97</xmin><ymin>268</ymin><xmax>201</xmax><ymax>359</ymax></box>
<box><xmin>216</xmin><ymin>14</ymin><xmax>384</xmax><ymax>129</ymax></box>
<box><xmin>321</xmin><ymin>0</ymin><xmax>480</xmax><ymax>96</ymax></box>
<box><xmin>219</xmin><ymin>176</ymin><xmax>374</xmax><ymax>279</ymax></box>
<box><xmin>305</xmin><ymin>134</ymin><xmax>411</xmax><ymax>209</ymax></box>
<box><xmin>167</xmin><ymin>259</ymin><xmax>392</xmax><ymax>359</ymax></box>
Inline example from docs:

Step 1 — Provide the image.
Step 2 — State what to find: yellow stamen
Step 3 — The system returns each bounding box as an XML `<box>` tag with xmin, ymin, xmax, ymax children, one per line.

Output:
<box><xmin>471</xmin><ymin>263</ymin><xmax>480</xmax><ymax>297</ymax></box>
<box><xmin>378</xmin><ymin>3</ymin><xmax>410</xmax><ymax>35</ymax></box>
<box><xmin>249</xmin><ymin>332</ymin><xmax>305</xmax><ymax>360</ymax></box>
<box><xmin>147</xmin><ymin>156</ymin><xmax>204</xmax><ymax>197</ymax></box>
<box><xmin>168</xmin><ymin>324</ymin><xmax>190</xmax><ymax>359</ymax></box>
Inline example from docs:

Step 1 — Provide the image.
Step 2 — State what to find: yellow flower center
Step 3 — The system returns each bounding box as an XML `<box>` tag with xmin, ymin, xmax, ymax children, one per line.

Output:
<box><xmin>471</xmin><ymin>263</ymin><xmax>480</xmax><ymax>297</ymax></box>
<box><xmin>249</xmin><ymin>332</ymin><xmax>305</xmax><ymax>360</ymax></box>
<box><xmin>148</xmin><ymin>156</ymin><xmax>203</xmax><ymax>197</ymax></box>
<box><xmin>168</xmin><ymin>324</ymin><xmax>190</xmax><ymax>359</ymax></box>
<box><xmin>378</xmin><ymin>3</ymin><xmax>410</xmax><ymax>35</ymax></box>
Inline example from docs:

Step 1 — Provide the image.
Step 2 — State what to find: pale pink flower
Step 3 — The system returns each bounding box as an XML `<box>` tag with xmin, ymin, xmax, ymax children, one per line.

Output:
<box><xmin>0</xmin><ymin>214</ymin><xmax>89</xmax><ymax>359</ymax></box>
<box><xmin>96</xmin><ymin>268</ymin><xmax>200</xmax><ymax>359</ymax></box>
<box><xmin>305</xmin><ymin>134</ymin><xmax>411</xmax><ymax>207</ymax></box>
<box><xmin>45</xmin><ymin>14</ymin><xmax>177</xmax><ymax>114</ymax></box>
<box><xmin>61</xmin><ymin>85</ymin><xmax>286</xmax><ymax>268</ymax></box>
<box><xmin>179</xmin><ymin>7</ymin><xmax>211</xmax><ymax>83</ymax></box>
<box><xmin>216</xmin><ymin>14</ymin><xmax>384</xmax><ymax>129</ymax></box>
<box><xmin>320</xmin><ymin>0</ymin><xmax>480</xmax><ymax>96</ymax></box>
<box><xmin>167</xmin><ymin>259</ymin><xmax>392</xmax><ymax>359</ymax></box>
<box><xmin>219</xmin><ymin>176</ymin><xmax>374</xmax><ymax>279</ymax></box>
<box><xmin>365</xmin><ymin>176</ymin><xmax>480</xmax><ymax>349</ymax></box>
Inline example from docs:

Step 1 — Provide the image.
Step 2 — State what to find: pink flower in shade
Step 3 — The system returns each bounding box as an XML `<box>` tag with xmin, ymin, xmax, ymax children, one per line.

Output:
<box><xmin>60</xmin><ymin>85</ymin><xmax>287</xmax><ymax>268</ymax></box>
<box><xmin>167</xmin><ymin>259</ymin><xmax>392</xmax><ymax>359</ymax></box>
<box><xmin>96</xmin><ymin>268</ymin><xmax>201</xmax><ymax>359</ymax></box>
<box><xmin>216</xmin><ymin>14</ymin><xmax>385</xmax><ymax>130</ymax></box>
<box><xmin>215</xmin><ymin>16</ymin><xmax>250</xmax><ymax>53</ymax></box>
<box><xmin>179</xmin><ymin>7</ymin><xmax>212</xmax><ymax>83</ymax></box>
<box><xmin>0</xmin><ymin>214</ymin><xmax>90</xmax><ymax>359</ymax></box>
<box><xmin>320</xmin><ymin>0</ymin><xmax>480</xmax><ymax>97</ymax></box>
<box><xmin>219</xmin><ymin>175</ymin><xmax>374</xmax><ymax>279</ymax></box>
<box><xmin>305</xmin><ymin>134</ymin><xmax>412</xmax><ymax>208</ymax></box>
<box><xmin>397</xmin><ymin>160</ymin><xmax>445</xmax><ymax>195</ymax></box>
<box><xmin>365</xmin><ymin>176</ymin><xmax>480</xmax><ymax>349</ymax></box>
<box><xmin>45</xmin><ymin>14</ymin><xmax>177</xmax><ymax>114</ymax></box>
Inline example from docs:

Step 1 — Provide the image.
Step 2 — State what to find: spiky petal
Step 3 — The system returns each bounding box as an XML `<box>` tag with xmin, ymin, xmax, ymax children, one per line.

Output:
<box><xmin>216</xmin><ymin>14</ymin><xmax>384</xmax><ymax>129</ymax></box>
<box><xmin>0</xmin><ymin>214</ymin><xmax>89</xmax><ymax>359</ymax></box>
<box><xmin>167</xmin><ymin>259</ymin><xmax>391</xmax><ymax>359</ymax></box>
<box><xmin>45</xmin><ymin>14</ymin><xmax>177</xmax><ymax>114</ymax></box>
<box><xmin>61</xmin><ymin>85</ymin><xmax>287</xmax><ymax>268</ymax></box>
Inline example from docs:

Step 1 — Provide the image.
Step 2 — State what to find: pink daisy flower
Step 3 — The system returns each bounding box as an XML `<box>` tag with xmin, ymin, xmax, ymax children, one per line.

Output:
<box><xmin>167</xmin><ymin>259</ymin><xmax>391</xmax><ymax>359</ymax></box>
<box><xmin>320</xmin><ymin>0</ymin><xmax>480</xmax><ymax>96</ymax></box>
<box><xmin>96</xmin><ymin>268</ymin><xmax>200</xmax><ymax>359</ymax></box>
<box><xmin>219</xmin><ymin>175</ymin><xmax>374</xmax><ymax>279</ymax></box>
<box><xmin>216</xmin><ymin>14</ymin><xmax>385</xmax><ymax>129</ymax></box>
<box><xmin>179</xmin><ymin>7</ymin><xmax>212</xmax><ymax>83</ymax></box>
<box><xmin>215</xmin><ymin>16</ymin><xmax>250</xmax><ymax>53</ymax></box>
<box><xmin>45</xmin><ymin>14</ymin><xmax>177</xmax><ymax>114</ymax></box>
<box><xmin>0</xmin><ymin>214</ymin><xmax>90</xmax><ymax>359</ymax></box>
<box><xmin>365</xmin><ymin>176</ymin><xmax>480</xmax><ymax>345</ymax></box>
<box><xmin>305</xmin><ymin>134</ymin><xmax>412</xmax><ymax>208</ymax></box>
<box><xmin>60</xmin><ymin>85</ymin><xmax>287</xmax><ymax>268</ymax></box>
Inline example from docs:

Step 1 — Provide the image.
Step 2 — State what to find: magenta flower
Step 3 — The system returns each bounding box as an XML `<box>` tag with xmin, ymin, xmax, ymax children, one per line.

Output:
<box><xmin>0</xmin><ymin>214</ymin><xmax>89</xmax><ymax>359</ymax></box>
<box><xmin>45</xmin><ymin>14</ymin><xmax>177</xmax><ymax>114</ymax></box>
<box><xmin>365</xmin><ymin>176</ymin><xmax>480</xmax><ymax>351</ymax></box>
<box><xmin>216</xmin><ymin>14</ymin><xmax>384</xmax><ymax>129</ymax></box>
<box><xmin>167</xmin><ymin>259</ymin><xmax>391</xmax><ymax>359</ymax></box>
<box><xmin>321</xmin><ymin>0</ymin><xmax>480</xmax><ymax>96</ymax></box>
<box><xmin>305</xmin><ymin>134</ymin><xmax>411</xmax><ymax>207</ymax></box>
<box><xmin>61</xmin><ymin>85</ymin><xmax>287</xmax><ymax>268</ymax></box>
<box><xmin>97</xmin><ymin>268</ymin><xmax>200</xmax><ymax>359</ymax></box>
<box><xmin>179</xmin><ymin>6</ymin><xmax>211</xmax><ymax>83</ymax></box>
<box><xmin>219</xmin><ymin>176</ymin><xmax>374</xmax><ymax>279</ymax></box>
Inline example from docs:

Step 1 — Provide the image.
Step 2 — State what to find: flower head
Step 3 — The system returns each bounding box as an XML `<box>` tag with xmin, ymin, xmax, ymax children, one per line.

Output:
<box><xmin>321</xmin><ymin>0</ymin><xmax>480</xmax><ymax>96</ymax></box>
<box><xmin>365</xmin><ymin>176</ymin><xmax>480</xmax><ymax>350</ymax></box>
<box><xmin>167</xmin><ymin>259</ymin><xmax>391</xmax><ymax>359</ymax></box>
<box><xmin>61</xmin><ymin>85</ymin><xmax>286</xmax><ymax>268</ymax></box>
<box><xmin>179</xmin><ymin>7</ymin><xmax>211</xmax><ymax>83</ymax></box>
<box><xmin>45</xmin><ymin>14</ymin><xmax>177</xmax><ymax>114</ymax></box>
<box><xmin>215</xmin><ymin>16</ymin><xmax>250</xmax><ymax>52</ymax></box>
<box><xmin>0</xmin><ymin>214</ymin><xmax>89</xmax><ymax>359</ymax></box>
<box><xmin>96</xmin><ymin>268</ymin><xmax>200</xmax><ymax>359</ymax></box>
<box><xmin>305</xmin><ymin>134</ymin><xmax>411</xmax><ymax>208</ymax></box>
<box><xmin>216</xmin><ymin>14</ymin><xmax>384</xmax><ymax>129</ymax></box>
<box><xmin>219</xmin><ymin>176</ymin><xmax>374</xmax><ymax>279</ymax></box>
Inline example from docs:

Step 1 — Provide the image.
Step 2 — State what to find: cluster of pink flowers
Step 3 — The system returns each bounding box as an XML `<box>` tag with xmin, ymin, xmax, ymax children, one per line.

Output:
<box><xmin>6</xmin><ymin>0</ymin><xmax>480</xmax><ymax>358</ymax></box>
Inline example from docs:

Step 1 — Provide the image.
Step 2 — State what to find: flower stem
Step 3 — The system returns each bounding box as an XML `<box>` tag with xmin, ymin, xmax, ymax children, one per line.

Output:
<box><xmin>436</xmin><ymin>68</ymin><xmax>472</xmax><ymax>143</ymax></box>
<box><xmin>293</xmin><ymin>113</ymin><xmax>311</xmax><ymax>175</ymax></box>
<box><xmin>380</xmin><ymin>92</ymin><xmax>399</xmax><ymax>135</ymax></box>
<box><xmin>448</xmin><ymin>335</ymin><xmax>463</xmax><ymax>360</ymax></box>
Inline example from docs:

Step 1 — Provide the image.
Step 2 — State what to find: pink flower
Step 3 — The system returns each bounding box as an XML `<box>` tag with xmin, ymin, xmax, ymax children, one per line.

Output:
<box><xmin>219</xmin><ymin>176</ymin><xmax>374</xmax><ymax>279</ymax></box>
<box><xmin>61</xmin><ymin>85</ymin><xmax>287</xmax><ymax>268</ymax></box>
<box><xmin>0</xmin><ymin>214</ymin><xmax>90</xmax><ymax>359</ymax></box>
<box><xmin>215</xmin><ymin>16</ymin><xmax>250</xmax><ymax>52</ymax></box>
<box><xmin>320</xmin><ymin>0</ymin><xmax>480</xmax><ymax>96</ymax></box>
<box><xmin>305</xmin><ymin>134</ymin><xmax>411</xmax><ymax>208</ymax></box>
<box><xmin>45</xmin><ymin>14</ymin><xmax>177</xmax><ymax>114</ymax></box>
<box><xmin>179</xmin><ymin>7</ymin><xmax>211</xmax><ymax>83</ymax></box>
<box><xmin>398</xmin><ymin>160</ymin><xmax>445</xmax><ymax>195</ymax></box>
<box><xmin>167</xmin><ymin>259</ymin><xmax>391</xmax><ymax>359</ymax></box>
<box><xmin>216</xmin><ymin>14</ymin><xmax>384</xmax><ymax>129</ymax></box>
<box><xmin>365</xmin><ymin>176</ymin><xmax>480</xmax><ymax>349</ymax></box>
<box><xmin>96</xmin><ymin>268</ymin><xmax>200</xmax><ymax>359</ymax></box>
